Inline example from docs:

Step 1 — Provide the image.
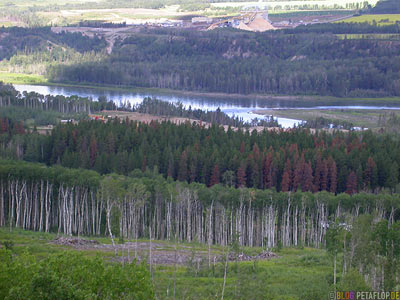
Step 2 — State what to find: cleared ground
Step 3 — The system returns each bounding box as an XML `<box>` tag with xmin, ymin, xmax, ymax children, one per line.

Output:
<box><xmin>40</xmin><ymin>5</ymin><xmax>193</xmax><ymax>26</ymax></box>
<box><xmin>0</xmin><ymin>0</ymin><xmax>101</xmax><ymax>7</ymax></box>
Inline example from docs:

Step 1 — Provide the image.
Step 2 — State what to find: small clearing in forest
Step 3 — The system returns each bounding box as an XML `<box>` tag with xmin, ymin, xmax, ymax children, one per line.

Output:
<box><xmin>51</xmin><ymin>236</ymin><xmax>277</xmax><ymax>265</ymax></box>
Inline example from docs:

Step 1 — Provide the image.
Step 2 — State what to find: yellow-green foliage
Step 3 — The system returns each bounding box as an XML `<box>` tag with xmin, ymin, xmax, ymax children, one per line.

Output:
<box><xmin>0</xmin><ymin>72</ymin><xmax>47</xmax><ymax>85</ymax></box>
<box><xmin>340</xmin><ymin>14</ymin><xmax>400</xmax><ymax>25</ymax></box>
<box><xmin>336</xmin><ymin>33</ymin><xmax>400</xmax><ymax>40</ymax></box>
<box><xmin>0</xmin><ymin>228</ymin><xmax>335</xmax><ymax>300</ymax></box>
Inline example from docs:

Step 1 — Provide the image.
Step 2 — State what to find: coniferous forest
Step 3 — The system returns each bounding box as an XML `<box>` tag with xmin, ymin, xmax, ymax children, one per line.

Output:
<box><xmin>2</xmin><ymin>23</ymin><xmax>400</xmax><ymax>97</ymax></box>
<box><xmin>47</xmin><ymin>24</ymin><xmax>400</xmax><ymax>97</ymax></box>
<box><xmin>3</xmin><ymin>117</ymin><xmax>398</xmax><ymax>194</ymax></box>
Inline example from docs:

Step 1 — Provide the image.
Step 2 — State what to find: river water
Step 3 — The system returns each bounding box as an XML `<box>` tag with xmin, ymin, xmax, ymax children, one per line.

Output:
<box><xmin>13</xmin><ymin>84</ymin><xmax>400</xmax><ymax>128</ymax></box>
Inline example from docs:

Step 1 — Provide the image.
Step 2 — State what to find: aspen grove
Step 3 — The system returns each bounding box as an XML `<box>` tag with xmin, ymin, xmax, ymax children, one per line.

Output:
<box><xmin>1</xmin><ymin>160</ymin><xmax>399</xmax><ymax>249</ymax></box>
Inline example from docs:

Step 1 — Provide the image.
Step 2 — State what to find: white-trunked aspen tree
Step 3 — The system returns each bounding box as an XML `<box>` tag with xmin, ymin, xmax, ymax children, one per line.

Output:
<box><xmin>98</xmin><ymin>174</ymin><xmax>125</xmax><ymax>256</ymax></box>
<box><xmin>326</xmin><ymin>222</ymin><xmax>344</xmax><ymax>293</ymax></box>
<box><xmin>0</xmin><ymin>160</ymin><xmax>399</xmax><ymax>276</ymax></box>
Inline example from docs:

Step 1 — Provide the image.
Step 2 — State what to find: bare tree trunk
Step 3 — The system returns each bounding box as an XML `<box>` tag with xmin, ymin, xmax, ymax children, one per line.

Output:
<box><xmin>106</xmin><ymin>198</ymin><xmax>117</xmax><ymax>256</ymax></box>
<box><xmin>208</xmin><ymin>200</ymin><xmax>214</xmax><ymax>268</ymax></box>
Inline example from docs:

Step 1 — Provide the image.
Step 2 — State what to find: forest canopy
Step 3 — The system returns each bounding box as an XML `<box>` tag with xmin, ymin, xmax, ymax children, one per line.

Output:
<box><xmin>46</xmin><ymin>24</ymin><xmax>400</xmax><ymax>97</ymax></box>
<box><xmin>1</xmin><ymin>115</ymin><xmax>399</xmax><ymax>194</ymax></box>
<box><xmin>370</xmin><ymin>0</ymin><xmax>400</xmax><ymax>13</ymax></box>
<box><xmin>2</xmin><ymin>23</ymin><xmax>400</xmax><ymax>97</ymax></box>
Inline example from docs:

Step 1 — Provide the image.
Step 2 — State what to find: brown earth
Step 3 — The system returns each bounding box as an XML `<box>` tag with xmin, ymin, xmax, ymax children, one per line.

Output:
<box><xmin>52</xmin><ymin>26</ymin><xmax>141</xmax><ymax>54</ymax></box>
<box><xmin>247</xmin><ymin>14</ymin><xmax>276</xmax><ymax>31</ymax></box>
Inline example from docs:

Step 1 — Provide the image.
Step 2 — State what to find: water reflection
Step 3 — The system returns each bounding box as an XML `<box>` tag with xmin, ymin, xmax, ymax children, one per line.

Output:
<box><xmin>13</xmin><ymin>84</ymin><xmax>400</xmax><ymax>128</ymax></box>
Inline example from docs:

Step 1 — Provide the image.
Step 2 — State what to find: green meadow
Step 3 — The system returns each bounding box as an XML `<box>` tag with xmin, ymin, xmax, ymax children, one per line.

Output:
<box><xmin>0</xmin><ymin>228</ymin><xmax>335</xmax><ymax>300</ymax></box>
<box><xmin>340</xmin><ymin>14</ymin><xmax>400</xmax><ymax>25</ymax></box>
<box><xmin>0</xmin><ymin>72</ymin><xmax>47</xmax><ymax>85</ymax></box>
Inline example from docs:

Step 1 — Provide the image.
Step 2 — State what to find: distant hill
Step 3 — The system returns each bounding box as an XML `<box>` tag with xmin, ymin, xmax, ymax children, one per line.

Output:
<box><xmin>371</xmin><ymin>0</ymin><xmax>400</xmax><ymax>14</ymax></box>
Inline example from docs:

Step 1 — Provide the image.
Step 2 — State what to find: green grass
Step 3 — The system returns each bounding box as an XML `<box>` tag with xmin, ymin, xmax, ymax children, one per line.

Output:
<box><xmin>0</xmin><ymin>72</ymin><xmax>47</xmax><ymax>85</ymax></box>
<box><xmin>0</xmin><ymin>228</ymin><xmax>335</xmax><ymax>300</ymax></box>
<box><xmin>153</xmin><ymin>247</ymin><xmax>332</xmax><ymax>300</ymax></box>
<box><xmin>339</xmin><ymin>14</ymin><xmax>400</xmax><ymax>25</ymax></box>
<box><xmin>336</xmin><ymin>33</ymin><xmax>400</xmax><ymax>40</ymax></box>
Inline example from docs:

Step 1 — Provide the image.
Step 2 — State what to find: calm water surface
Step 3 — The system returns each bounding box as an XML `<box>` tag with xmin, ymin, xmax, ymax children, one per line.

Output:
<box><xmin>14</xmin><ymin>84</ymin><xmax>400</xmax><ymax>128</ymax></box>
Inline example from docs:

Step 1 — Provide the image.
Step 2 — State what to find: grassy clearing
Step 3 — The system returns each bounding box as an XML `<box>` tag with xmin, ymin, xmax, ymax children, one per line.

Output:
<box><xmin>339</xmin><ymin>14</ymin><xmax>400</xmax><ymax>25</ymax></box>
<box><xmin>211</xmin><ymin>0</ymin><xmax>378</xmax><ymax>9</ymax></box>
<box><xmin>153</xmin><ymin>246</ymin><xmax>331</xmax><ymax>300</ymax></box>
<box><xmin>0</xmin><ymin>72</ymin><xmax>47</xmax><ymax>85</ymax></box>
<box><xmin>0</xmin><ymin>20</ymin><xmax>25</xmax><ymax>27</ymax></box>
<box><xmin>254</xmin><ymin>108</ymin><xmax>400</xmax><ymax>128</ymax></box>
<box><xmin>336</xmin><ymin>33</ymin><xmax>400</xmax><ymax>40</ymax></box>
<box><xmin>0</xmin><ymin>228</ymin><xmax>334</xmax><ymax>300</ymax></box>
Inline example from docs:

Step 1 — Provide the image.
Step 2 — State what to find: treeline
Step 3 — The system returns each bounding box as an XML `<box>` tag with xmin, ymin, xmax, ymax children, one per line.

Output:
<box><xmin>378</xmin><ymin>112</ymin><xmax>400</xmax><ymax>134</ymax></box>
<box><xmin>0</xmin><ymin>83</ymin><xmax>260</xmax><ymax>127</ymax></box>
<box><xmin>0</xmin><ymin>83</ymin><xmax>116</xmax><ymax>115</ymax></box>
<box><xmin>48</xmin><ymin>25</ymin><xmax>400</xmax><ymax>97</ymax></box>
<box><xmin>0</xmin><ymin>159</ymin><xmax>399</xmax><ymax>250</ymax></box>
<box><xmin>135</xmin><ymin>98</ymin><xmax>238</xmax><ymax>125</ymax></box>
<box><xmin>0</xmin><ymin>27</ymin><xmax>106</xmax><ymax>61</ymax></box>
<box><xmin>286</xmin><ymin>22</ymin><xmax>400</xmax><ymax>34</ymax></box>
<box><xmin>133</xmin><ymin>97</ymin><xmax>278</xmax><ymax>127</ymax></box>
<box><xmin>0</xmin><ymin>82</ymin><xmax>101</xmax><ymax>126</ymax></box>
<box><xmin>3</xmin><ymin>119</ymin><xmax>400</xmax><ymax>194</ymax></box>
<box><xmin>301</xmin><ymin>117</ymin><xmax>355</xmax><ymax>130</ymax></box>
<box><xmin>370</xmin><ymin>0</ymin><xmax>400</xmax><ymax>14</ymax></box>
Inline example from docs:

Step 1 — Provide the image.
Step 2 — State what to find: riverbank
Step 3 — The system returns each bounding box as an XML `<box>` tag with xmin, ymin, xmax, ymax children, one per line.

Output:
<box><xmin>253</xmin><ymin>108</ymin><xmax>400</xmax><ymax>129</ymax></box>
<box><xmin>3</xmin><ymin>72</ymin><xmax>400</xmax><ymax>106</ymax></box>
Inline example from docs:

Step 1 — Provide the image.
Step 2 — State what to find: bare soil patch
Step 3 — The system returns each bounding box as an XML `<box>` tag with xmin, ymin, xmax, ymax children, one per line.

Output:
<box><xmin>52</xmin><ymin>236</ymin><xmax>99</xmax><ymax>247</ymax></box>
<box><xmin>51</xmin><ymin>236</ymin><xmax>277</xmax><ymax>265</ymax></box>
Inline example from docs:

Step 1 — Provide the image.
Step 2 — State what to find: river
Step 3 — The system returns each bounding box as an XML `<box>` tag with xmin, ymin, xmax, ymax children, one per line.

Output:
<box><xmin>13</xmin><ymin>84</ymin><xmax>400</xmax><ymax>128</ymax></box>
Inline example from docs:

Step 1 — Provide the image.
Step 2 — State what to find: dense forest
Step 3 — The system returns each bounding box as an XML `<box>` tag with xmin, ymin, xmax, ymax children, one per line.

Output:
<box><xmin>0</xmin><ymin>82</ymin><xmax>115</xmax><ymax>114</ymax></box>
<box><xmin>47</xmin><ymin>24</ymin><xmax>400</xmax><ymax>97</ymax></box>
<box><xmin>1</xmin><ymin>23</ymin><xmax>400</xmax><ymax>97</ymax></box>
<box><xmin>2</xmin><ymin>23</ymin><xmax>400</xmax><ymax>97</ymax></box>
<box><xmin>0</xmin><ymin>159</ymin><xmax>399</xmax><ymax>290</ymax></box>
<box><xmin>0</xmin><ymin>27</ymin><xmax>106</xmax><ymax>61</ymax></box>
<box><xmin>370</xmin><ymin>0</ymin><xmax>400</xmax><ymax>13</ymax></box>
<box><xmin>2</xmin><ymin>115</ymin><xmax>399</xmax><ymax>194</ymax></box>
